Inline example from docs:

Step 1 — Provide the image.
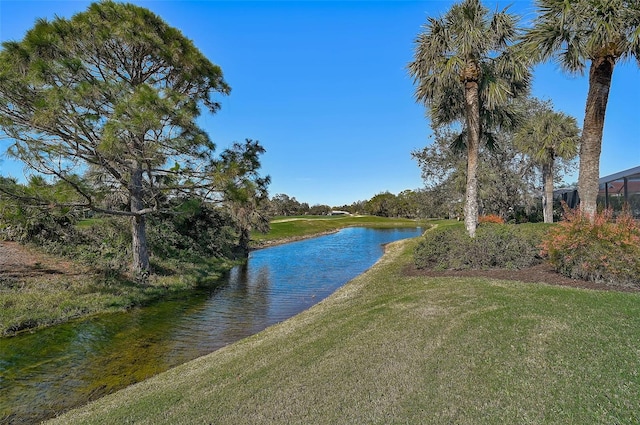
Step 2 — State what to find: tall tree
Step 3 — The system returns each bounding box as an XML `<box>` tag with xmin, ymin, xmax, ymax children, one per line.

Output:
<box><xmin>514</xmin><ymin>99</ymin><xmax>580</xmax><ymax>223</ymax></box>
<box><xmin>219</xmin><ymin>139</ymin><xmax>271</xmax><ymax>257</ymax></box>
<box><xmin>0</xmin><ymin>2</ymin><xmax>232</xmax><ymax>277</ymax></box>
<box><xmin>365</xmin><ymin>192</ymin><xmax>397</xmax><ymax>217</ymax></box>
<box><xmin>523</xmin><ymin>0</ymin><xmax>640</xmax><ymax>218</ymax></box>
<box><xmin>408</xmin><ymin>0</ymin><xmax>530</xmax><ymax>236</ymax></box>
<box><xmin>412</xmin><ymin>127</ymin><xmax>544</xmax><ymax>222</ymax></box>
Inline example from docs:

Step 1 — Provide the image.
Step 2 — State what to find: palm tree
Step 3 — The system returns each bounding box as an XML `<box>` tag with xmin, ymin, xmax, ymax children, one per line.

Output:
<box><xmin>514</xmin><ymin>99</ymin><xmax>580</xmax><ymax>223</ymax></box>
<box><xmin>523</xmin><ymin>0</ymin><xmax>640</xmax><ymax>218</ymax></box>
<box><xmin>408</xmin><ymin>0</ymin><xmax>530</xmax><ymax>237</ymax></box>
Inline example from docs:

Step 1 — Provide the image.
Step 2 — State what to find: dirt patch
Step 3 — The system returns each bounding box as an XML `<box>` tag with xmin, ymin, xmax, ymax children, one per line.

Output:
<box><xmin>404</xmin><ymin>261</ymin><xmax>640</xmax><ymax>293</ymax></box>
<box><xmin>0</xmin><ymin>241</ymin><xmax>85</xmax><ymax>280</ymax></box>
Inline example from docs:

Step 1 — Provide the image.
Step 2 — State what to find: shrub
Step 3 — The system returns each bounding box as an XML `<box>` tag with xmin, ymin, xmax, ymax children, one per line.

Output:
<box><xmin>479</xmin><ymin>214</ymin><xmax>505</xmax><ymax>224</ymax></box>
<box><xmin>0</xmin><ymin>203</ymin><xmax>77</xmax><ymax>243</ymax></box>
<box><xmin>32</xmin><ymin>217</ymin><xmax>133</xmax><ymax>276</ymax></box>
<box><xmin>415</xmin><ymin>223</ymin><xmax>550</xmax><ymax>270</ymax></box>
<box><xmin>540</xmin><ymin>207</ymin><xmax>640</xmax><ymax>286</ymax></box>
<box><xmin>147</xmin><ymin>198</ymin><xmax>237</xmax><ymax>262</ymax></box>
<box><xmin>414</xmin><ymin>225</ymin><xmax>467</xmax><ymax>270</ymax></box>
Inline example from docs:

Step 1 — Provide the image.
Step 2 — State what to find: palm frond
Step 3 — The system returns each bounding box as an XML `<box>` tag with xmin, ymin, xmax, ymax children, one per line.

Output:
<box><xmin>450</xmin><ymin>130</ymin><xmax>467</xmax><ymax>154</ymax></box>
<box><xmin>410</xmin><ymin>0</ymin><xmax>533</xmax><ymax>154</ymax></box>
<box><xmin>483</xmin><ymin>131</ymin><xmax>498</xmax><ymax>151</ymax></box>
<box><xmin>523</xmin><ymin>0</ymin><xmax>640</xmax><ymax>71</ymax></box>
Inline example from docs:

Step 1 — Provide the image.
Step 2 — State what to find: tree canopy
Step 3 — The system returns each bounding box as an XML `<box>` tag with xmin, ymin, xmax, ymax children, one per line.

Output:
<box><xmin>0</xmin><ymin>1</ymin><xmax>267</xmax><ymax>276</ymax></box>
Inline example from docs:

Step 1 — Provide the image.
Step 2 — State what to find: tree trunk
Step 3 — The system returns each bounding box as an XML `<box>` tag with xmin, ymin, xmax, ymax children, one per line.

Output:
<box><xmin>238</xmin><ymin>227</ymin><xmax>251</xmax><ymax>258</ymax></box>
<box><xmin>542</xmin><ymin>162</ymin><xmax>554</xmax><ymax>223</ymax></box>
<box><xmin>131</xmin><ymin>214</ymin><xmax>149</xmax><ymax>276</ymax></box>
<box><xmin>130</xmin><ymin>165</ymin><xmax>150</xmax><ymax>277</ymax></box>
<box><xmin>463</xmin><ymin>69</ymin><xmax>480</xmax><ymax>238</ymax></box>
<box><xmin>578</xmin><ymin>56</ymin><xmax>615</xmax><ymax>219</ymax></box>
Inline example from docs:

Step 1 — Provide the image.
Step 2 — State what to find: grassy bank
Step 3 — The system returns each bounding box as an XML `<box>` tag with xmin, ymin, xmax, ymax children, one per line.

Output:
<box><xmin>0</xmin><ymin>248</ymin><xmax>236</xmax><ymax>337</ymax></box>
<box><xmin>48</xmin><ymin>237</ymin><xmax>640</xmax><ymax>424</ymax></box>
<box><xmin>251</xmin><ymin>215</ymin><xmax>426</xmax><ymax>247</ymax></box>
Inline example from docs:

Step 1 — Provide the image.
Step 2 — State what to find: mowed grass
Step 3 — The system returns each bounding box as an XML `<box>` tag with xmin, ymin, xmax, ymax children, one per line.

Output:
<box><xmin>48</xmin><ymin>238</ymin><xmax>640</xmax><ymax>424</ymax></box>
<box><xmin>251</xmin><ymin>215</ymin><xmax>426</xmax><ymax>245</ymax></box>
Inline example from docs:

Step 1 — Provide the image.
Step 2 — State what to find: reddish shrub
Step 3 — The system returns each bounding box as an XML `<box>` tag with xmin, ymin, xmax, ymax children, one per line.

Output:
<box><xmin>540</xmin><ymin>204</ymin><xmax>640</xmax><ymax>286</ymax></box>
<box><xmin>479</xmin><ymin>214</ymin><xmax>505</xmax><ymax>224</ymax></box>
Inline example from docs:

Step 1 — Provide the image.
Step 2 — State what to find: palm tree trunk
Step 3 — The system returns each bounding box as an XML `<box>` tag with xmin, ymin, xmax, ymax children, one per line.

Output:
<box><xmin>130</xmin><ymin>164</ymin><xmax>150</xmax><ymax>277</ymax></box>
<box><xmin>464</xmin><ymin>74</ymin><xmax>480</xmax><ymax>238</ymax></box>
<box><xmin>578</xmin><ymin>56</ymin><xmax>615</xmax><ymax>218</ymax></box>
<box><xmin>542</xmin><ymin>162</ymin><xmax>554</xmax><ymax>223</ymax></box>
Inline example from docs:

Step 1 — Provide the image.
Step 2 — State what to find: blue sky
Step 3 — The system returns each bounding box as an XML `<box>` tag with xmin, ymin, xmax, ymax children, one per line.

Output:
<box><xmin>1</xmin><ymin>0</ymin><xmax>638</xmax><ymax>207</ymax></box>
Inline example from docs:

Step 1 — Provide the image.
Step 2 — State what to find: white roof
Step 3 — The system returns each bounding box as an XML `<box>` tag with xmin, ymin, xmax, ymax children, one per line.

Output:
<box><xmin>599</xmin><ymin>165</ymin><xmax>640</xmax><ymax>184</ymax></box>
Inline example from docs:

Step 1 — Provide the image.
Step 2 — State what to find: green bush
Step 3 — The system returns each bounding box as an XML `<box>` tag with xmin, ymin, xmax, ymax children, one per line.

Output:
<box><xmin>540</xmin><ymin>208</ymin><xmax>640</xmax><ymax>286</ymax></box>
<box><xmin>1</xmin><ymin>198</ymin><xmax>239</xmax><ymax>276</ymax></box>
<box><xmin>33</xmin><ymin>217</ymin><xmax>133</xmax><ymax>276</ymax></box>
<box><xmin>414</xmin><ymin>225</ymin><xmax>466</xmax><ymax>270</ymax></box>
<box><xmin>147</xmin><ymin>198</ymin><xmax>237</xmax><ymax>262</ymax></box>
<box><xmin>415</xmin><ymin>223</ymin><xmax>551</xmax><ymax>270</ymax></box>
<box><xmin>0</xmin><ymin>202</ymin><xmax>77</xmax><ymax>243</ymax></box>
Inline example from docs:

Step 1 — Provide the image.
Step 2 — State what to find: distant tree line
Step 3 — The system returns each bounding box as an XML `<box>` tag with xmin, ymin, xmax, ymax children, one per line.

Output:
<box><xmin>262</xmin><ymin>190</ymin><xmax>434</xmax><ymax>219</ymax></box>
<box><xmin>262</xmin><ymin>194</ymin><xmax>332</xmax><ymax>217</ymax></box>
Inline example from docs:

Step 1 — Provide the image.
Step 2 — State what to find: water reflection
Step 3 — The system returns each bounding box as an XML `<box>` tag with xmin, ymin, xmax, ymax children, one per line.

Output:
<box><xmin>0</xmin><ymin>227</ymin><xmax>422</xmax><ymax>424</ymax></box>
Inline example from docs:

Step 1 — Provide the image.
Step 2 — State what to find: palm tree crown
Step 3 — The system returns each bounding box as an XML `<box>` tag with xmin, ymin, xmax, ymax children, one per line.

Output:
<box><xmin>514</xmin><ymin>99</ymin><xmax>580</xmax><ymax>223</ymax></box>
<box><xmin>523</xmin><ymin>0</ymin><xmax>640</xmax><ymax>217</ymax></box>
<box><xmin>524</xmin><ymin>0</ymin><xmax>640</xmax><ymax>72</ymax></box>
<box><xmin>515</xmin><ymin>101</ymin><xmax>580</xmax><ymax>165</ymax></box>
<box><xmin>409</xmin><ymin>0</ymin><xmax>530</xmax><ymax>126</ymax></box>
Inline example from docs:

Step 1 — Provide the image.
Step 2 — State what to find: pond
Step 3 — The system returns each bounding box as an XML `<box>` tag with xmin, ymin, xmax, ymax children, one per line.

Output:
<box><xmin>0</xmin><ymin>226</ymin><xmax>423</xmax><ymax>424</ymax></box>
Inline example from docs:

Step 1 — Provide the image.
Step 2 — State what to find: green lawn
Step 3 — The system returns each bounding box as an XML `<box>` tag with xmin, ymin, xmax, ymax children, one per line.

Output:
<box><xmin>251</xmin><ymin>215</ymin><xmax>427</xmax><ymax>245</ymax></box>
<box><xmin>48</xmin><ymin>237</ymin><xmax>640</xmax><ymax>424</ymax></box>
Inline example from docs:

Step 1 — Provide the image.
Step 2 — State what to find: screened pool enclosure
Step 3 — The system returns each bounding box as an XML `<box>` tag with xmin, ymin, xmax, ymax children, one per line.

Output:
<box><xmin>598</xmin><ymin>165</ymin><xmax>640</xmax><ymax>218</ymax></box>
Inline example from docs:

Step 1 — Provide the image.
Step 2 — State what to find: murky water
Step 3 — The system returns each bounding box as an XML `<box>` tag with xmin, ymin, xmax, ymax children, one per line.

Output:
<box><xmin>0</xmin><ymin>227</ymin><xmax>422</xmax><ymax>424</ymax></box>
